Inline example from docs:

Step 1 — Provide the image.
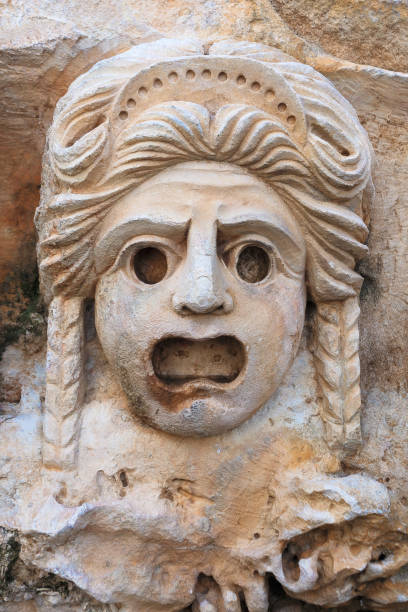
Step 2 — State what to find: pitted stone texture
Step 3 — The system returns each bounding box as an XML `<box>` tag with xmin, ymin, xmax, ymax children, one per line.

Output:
<box><xmin>0</xmin><ymin>5</ymin><xmax>408</xmax><ymax>612</ymax></box>
<box><xmin>271</xmin><ymin>0</ymin><xmax>408</xmax><ymax>73</ymax></box>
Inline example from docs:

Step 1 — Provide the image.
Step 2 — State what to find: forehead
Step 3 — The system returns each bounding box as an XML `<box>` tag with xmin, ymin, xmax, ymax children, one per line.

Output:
<box><xmin>97</xmin><ymin>161</ymin><xmax>303</xmax><ymax>240</ymax></box>
<box><xmin>132</xmin><ymin>161</ymin><xmax>282</xmax><ymax>203</ymax></box>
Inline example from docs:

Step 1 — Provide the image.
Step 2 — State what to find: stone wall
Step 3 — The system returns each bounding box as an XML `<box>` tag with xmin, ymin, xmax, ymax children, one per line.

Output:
<box><xmin>1</xmin><ymin>2</ymin><xmax>408</xmax><ymax>611</ymax></box>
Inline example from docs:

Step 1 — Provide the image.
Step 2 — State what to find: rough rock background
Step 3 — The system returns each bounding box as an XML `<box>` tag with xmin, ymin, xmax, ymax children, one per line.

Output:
<box><xmin>1</xmin><ymin>1</ymin><xmax>408</xmax><ymax>610</ymax></box>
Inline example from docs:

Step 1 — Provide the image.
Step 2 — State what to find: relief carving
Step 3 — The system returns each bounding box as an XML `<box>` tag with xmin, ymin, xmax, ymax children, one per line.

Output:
<box><xmin>37</xmin><ymin>39</ymin><xmax>371</xmax><ymax>460</ymax></box>
<box><xmin>18</xmin><ymin>38</ymin><xmax>406</xmax><ymax>610</ymax></box>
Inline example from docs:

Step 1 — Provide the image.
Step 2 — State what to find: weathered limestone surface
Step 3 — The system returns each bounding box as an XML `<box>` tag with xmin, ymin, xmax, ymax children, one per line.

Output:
<box><xmin>270</xmin><ymin>0</ymin><xmax>408</xmax><ymax>73</ymax></box>
<box><xmin>0</xmin><ymin>2</ymin><xmax>408</xmax><ymax>611</ymax></box>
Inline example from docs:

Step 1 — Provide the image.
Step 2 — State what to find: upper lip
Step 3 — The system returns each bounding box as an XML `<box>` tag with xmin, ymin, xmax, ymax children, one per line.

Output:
<box><xmin>151</xmin><ymin>330</ymin><xmax>243</xmax><ymax>341</ymax></box>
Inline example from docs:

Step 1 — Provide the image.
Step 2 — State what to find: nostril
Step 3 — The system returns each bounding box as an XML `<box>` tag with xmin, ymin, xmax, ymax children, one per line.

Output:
<box><xmin>179</xmin><ymin>304</ymin><xmax>224</xmax><ymax>315</ymax></box>
<box><xmin>172</xmin><ymin>289</ymin><xmax>233</xmax><ymax>315</ymax></box>
<box><xmin>175</xmin><ymin>302</ymin><xmax>226</xmax><ymax>316</ymax></box>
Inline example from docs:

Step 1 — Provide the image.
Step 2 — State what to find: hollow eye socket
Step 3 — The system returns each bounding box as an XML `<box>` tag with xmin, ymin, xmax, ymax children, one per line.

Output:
<box><xmin>236</xmin><ymin>245</ymin><xmax>271</xmax><ymax>283</ymax></box>
<box><xmin>133</xmin><ymin>247</ymin><xmax>168</xmax><ymax>284</ymax></box>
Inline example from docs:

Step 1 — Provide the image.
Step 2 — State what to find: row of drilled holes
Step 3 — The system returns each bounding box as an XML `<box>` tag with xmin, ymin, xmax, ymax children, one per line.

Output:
<box><xmin>118</xmin><ymin>69</ymin><xmax>297</xmax><ymax>126</ymax></box>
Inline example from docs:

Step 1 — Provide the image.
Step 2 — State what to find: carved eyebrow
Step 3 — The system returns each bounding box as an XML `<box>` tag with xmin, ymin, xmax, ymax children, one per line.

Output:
<box><xmin>218</xmin><ymin>216</ymin><xmax>306</xmax><ymax>274</ymax></box>
<box><xmin>95</xmin><ymin>216</ymin><xmax>189</xmax><ymax>274</ymax></box>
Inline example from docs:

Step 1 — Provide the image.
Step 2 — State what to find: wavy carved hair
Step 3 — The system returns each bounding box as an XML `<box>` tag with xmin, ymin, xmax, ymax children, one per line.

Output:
<box><xmin>35</xmin><ymin>39</ymin><xmax>373</xmax><ymax>469</ymax></box>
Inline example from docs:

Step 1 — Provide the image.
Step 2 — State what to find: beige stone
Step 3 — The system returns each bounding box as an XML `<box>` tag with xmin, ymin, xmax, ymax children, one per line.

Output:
<box><xmin>1</xmin><ymin>4</ymin><xmax>408</xmax><ymax>612</ymax></box>
<box><xmin>271</xmin><ymin>0</ymin><xmax>408</xmax><ymax>73</ymax></box>
<box><xmin>0</xmin><ymin>37</ymin><xmax>399</xmax><ymax>611</ymax></box>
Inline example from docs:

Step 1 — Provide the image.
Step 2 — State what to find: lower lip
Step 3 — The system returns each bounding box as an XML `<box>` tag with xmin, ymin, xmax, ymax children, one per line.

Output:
<box><xmin>165</xmin><ymin>378</ymin><xmax>230</xmax><ymax>392</ymax></box>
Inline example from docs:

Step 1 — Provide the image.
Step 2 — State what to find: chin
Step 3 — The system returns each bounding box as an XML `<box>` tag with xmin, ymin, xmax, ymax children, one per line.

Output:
<box><xmin>139</xmin><ymin>393</ymin><xmax>258</xmax><ymax>437</ymax></box>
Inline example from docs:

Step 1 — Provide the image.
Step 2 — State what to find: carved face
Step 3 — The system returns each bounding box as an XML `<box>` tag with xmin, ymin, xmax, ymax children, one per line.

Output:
<box><xmin>94</xmin><ymin>161</ymin><xmax>306</xmax><ymax>436</ymax></box>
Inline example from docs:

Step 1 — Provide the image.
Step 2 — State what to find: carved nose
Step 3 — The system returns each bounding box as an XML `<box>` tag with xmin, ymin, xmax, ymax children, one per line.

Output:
<box><xmin>173</xmin><ymin>221</ymin><xmax>233</xmax><ymax>315</ymax></box>
<box><xmin>172</xmin><ymin>270</ymin><xmax>233</xmax><ymax>315</ymax></box>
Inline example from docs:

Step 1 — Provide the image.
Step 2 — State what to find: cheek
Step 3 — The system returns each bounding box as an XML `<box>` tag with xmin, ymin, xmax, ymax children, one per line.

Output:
<box><xmin>94</xmin><ymin>272</ymin><xmax>142</xmax><ymax>358</ymax></box>
<box><xmin>280</xmin><ymin>280</ymin><xmax>306</xmax><ymax>365</ymax></box>
<box><xmin>278</xmin><ymin>278</ymin><xmax>306</xmax><ymax>337</ymax></box>
<box><xmin>241</xmin><ymin>277</ymin><xmax>306</xmax><ymax>370</ymax></box>
<box><xmin>94</xmin><ymin>274</ymin><xmax>122</xmax><ymax>357</ymax></box>
<box><xmin>273</xmin><ymin>279</ymin><xmax>306</xmax><ymax>370</ymax></box>
<box><xmin>94</xmin><ymin>272</ymin><xmax>169</xmax><ymax>358</ymax></box>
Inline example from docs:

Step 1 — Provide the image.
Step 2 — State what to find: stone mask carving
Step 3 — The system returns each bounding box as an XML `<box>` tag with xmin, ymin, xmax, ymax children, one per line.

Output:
<box><xmin>36</xmin><ymin>38</ymin><xmax>371</xmax><ymax>466</ymax></box>
<box><xmin>94</xmin><ymin>161</ymin><xmax>306</xmax><ymax>436</ymax></box>
<box><xmin>29</xmin><ymin>39</ymin><xmax>398</xmax><ymax>612</ymax></box>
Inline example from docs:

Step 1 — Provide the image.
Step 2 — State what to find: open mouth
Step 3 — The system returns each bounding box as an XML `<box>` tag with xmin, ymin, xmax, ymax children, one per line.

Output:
<box><xmin>152</xmin><ymin>335</ymin><xmax>246</xmax><ymax>386</ymax></box>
